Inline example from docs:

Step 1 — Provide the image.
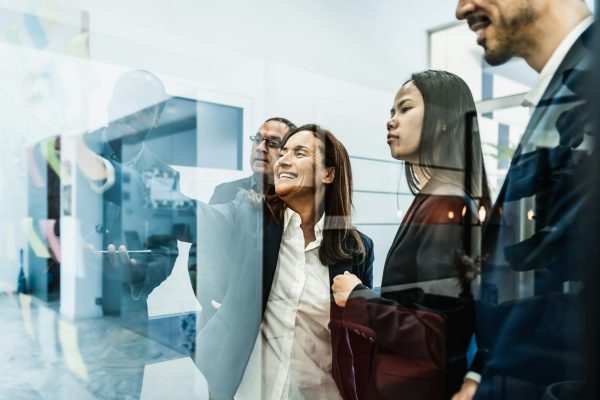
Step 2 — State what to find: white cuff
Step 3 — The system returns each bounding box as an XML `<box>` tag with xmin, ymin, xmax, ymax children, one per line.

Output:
<box><xmin>89</xmin><ymin>157</ymin><xmax>115</xmax><ymax>193</ymax></box>
<box><xmin>464</xmin><ymin>371</ymin><xmax>481</xmax><ymax>384</ymax></box>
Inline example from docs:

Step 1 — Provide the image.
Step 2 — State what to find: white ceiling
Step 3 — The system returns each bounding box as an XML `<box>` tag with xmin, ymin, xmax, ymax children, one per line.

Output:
<box><xmin>0</xmin><ymin>0</ymin><xmax>594</xmax><ymax>94</ymax></box>
<box><xmin>64</xmin><ymin>0</ymin><xmax>462</xmax><ymax>93</ymax></box>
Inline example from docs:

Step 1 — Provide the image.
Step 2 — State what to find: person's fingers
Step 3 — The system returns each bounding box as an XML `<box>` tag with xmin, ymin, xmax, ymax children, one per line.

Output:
<box><xmin>452</xmin><ymin>380</ymin><xmax>478</xmax><ymax>400</ymax></box>
<box><xmin>333</xmin><ymin>291</ymin><xmax>348</xmax><ymax>307</ymax></box>
<box><xmin>211</xmin><ymin>300</ymin><xmax>222</xmax><ymax>310</ymax></box>
<box><xmin>118</xmin><ymin>244</ymin><xmax>131</xmax><ymax>265</ymax></box>
<box><xmin>332</xmin><ymin>276</ymin><xmax>351</xmax><ymax>292</ymax></box>
<box><xmin>451</xmin><ymin>392</ymin><xmax>468</xmax><ymax>400</ymax></box>
<box><xmin>106</xmin><ymin>243</ymin><xmax>118</xmax><ymax>268</ymax></box>
<box><xmin>332</xmin><ymin>274</ymin><xmax>360</xmax><ymax>288</ymax></box>
<box><xmin>331</xmin><ymin>280</ymin><xmax>343</xmax><ymax>292</ymax></box>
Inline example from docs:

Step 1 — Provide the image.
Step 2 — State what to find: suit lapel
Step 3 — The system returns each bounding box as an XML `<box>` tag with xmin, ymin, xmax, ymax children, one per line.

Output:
<box><xmin>514</xmin><ymin>23</ymin><xmax>592</xmax><ymax>155</ymax></box>
<box><xmin>491</xmin><ymin>24</ymin><xmax>592</xmax><ymax>216</ymax></box>
<box><xmin>262</xmin><ymin>223</ymin><xmax>283</xmax><ymax>314</ymax></box>
<box><xmin>384</xmin><ymin>222</ymin><xmax>406</xmax><ymax>269</ymax></box>
<box><xmin>383</xmin><ymin>193</ymin><xmax>426</xmax><ymax>268</ymax></box>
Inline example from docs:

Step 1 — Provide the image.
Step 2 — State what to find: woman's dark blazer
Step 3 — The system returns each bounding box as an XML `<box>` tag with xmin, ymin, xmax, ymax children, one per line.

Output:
<box><xmin>194</xmin><ymin>191</ymin><xmax>374</xmax><ymax>400</ymax></box>
<box><xmin>343</xmin><ymin>183</ymin><xmax>479</xmax><ymax>400</ymax></box>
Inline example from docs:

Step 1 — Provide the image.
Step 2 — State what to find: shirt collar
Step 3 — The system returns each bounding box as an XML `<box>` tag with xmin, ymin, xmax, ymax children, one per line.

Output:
<box><xmin>522</xmin><ymin>16</ymin><xmax>593</xmax><ymax>108</ymax></box>
<box><xmin>283</xmin><ymin>207</ymin><xmax>325</xmax><ymax>249</ymax></box>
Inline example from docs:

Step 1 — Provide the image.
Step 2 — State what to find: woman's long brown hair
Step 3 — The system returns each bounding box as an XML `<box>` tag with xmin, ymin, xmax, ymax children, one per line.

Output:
<box><xmin>265</xmin><ymin>124</ymin><xmax>365</xmax><ymax>265</ymax></box>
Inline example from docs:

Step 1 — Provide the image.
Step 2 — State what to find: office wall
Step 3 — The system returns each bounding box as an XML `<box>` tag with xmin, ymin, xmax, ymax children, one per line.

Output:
<box><xmin>0</xmin><ymin>0</ymin><xmax>461</xmax><ymax>288</ymax></box>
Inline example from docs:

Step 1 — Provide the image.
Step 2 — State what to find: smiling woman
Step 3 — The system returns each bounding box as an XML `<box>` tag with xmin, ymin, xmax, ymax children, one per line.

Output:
<box><xmin>274</xmin><ymin>130</ymin><xmax>329</xmax><ymax>204</ymax></box>
<box><xmin>190</xmin><ymin>124</ymin><xmax>375</xmax><ymax>400</ymax></box>
<box><xmin>268</xmin><ymin>124</ymin><xmax>366</xmax><ymax>265</ymax></box>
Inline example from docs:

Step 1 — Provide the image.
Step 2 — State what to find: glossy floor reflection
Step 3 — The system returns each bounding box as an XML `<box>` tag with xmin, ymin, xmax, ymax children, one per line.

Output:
<box><xmin>0</xmin><ymin>293</ymin><xmax>199</xmax><ymax>400</ymax></box>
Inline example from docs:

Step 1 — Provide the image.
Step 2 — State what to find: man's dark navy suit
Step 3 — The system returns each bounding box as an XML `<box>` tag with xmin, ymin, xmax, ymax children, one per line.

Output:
<box><xmin>209</xmin><ymin>176</ymin><xmax>254</xmax><ymax>205</ymax></box>
<box><xmin>472</xmin><ymin>23</ymin><xmax>596</xmax><ymax>399</ymax></box>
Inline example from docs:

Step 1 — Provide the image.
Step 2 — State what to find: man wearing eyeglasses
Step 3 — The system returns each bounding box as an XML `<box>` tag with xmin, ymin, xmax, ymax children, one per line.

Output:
<box><xmin>209</xmin><ymin>117</ymin><xmax>296</xmax><ymax>205</ymax></box>
<box><xmin>199</xmin><ymin>117</ymin><xmax>296</xmax><ymax>327</ymax></box>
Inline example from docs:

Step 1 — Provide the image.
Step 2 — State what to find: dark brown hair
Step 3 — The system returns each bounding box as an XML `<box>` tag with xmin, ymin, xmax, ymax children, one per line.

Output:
<box><xmin>264</xmin><ymin>117</ymin><xmax>297</xmax><ymax>132</ymax></box>
<box><xmin>404</xmin><ymin>70</ymin><xmax>491</xmax><ymax>210</ymax></box>
<box><xmin>266</xmin><ymin>124</ymin><xmax>365</xmax><ymax>265</ymax></box>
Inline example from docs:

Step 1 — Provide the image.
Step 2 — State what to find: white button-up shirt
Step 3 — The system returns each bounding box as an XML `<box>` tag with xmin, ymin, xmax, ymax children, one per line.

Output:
<box><xmin>522</xmin><ymin>16</ymin><xmax>593</xmax><ymax>110</ymax></box>
<box><xmin>236</xmin><ymin>209</ymin><xmax>341</xmax><ymax>400</ymax></box>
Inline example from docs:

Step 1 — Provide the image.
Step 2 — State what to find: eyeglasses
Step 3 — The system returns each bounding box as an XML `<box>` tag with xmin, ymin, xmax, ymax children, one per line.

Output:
<box><xmin>249</xmin><ymin>134</ymin><xmax>282</xmax><ymax>149</ymax></box>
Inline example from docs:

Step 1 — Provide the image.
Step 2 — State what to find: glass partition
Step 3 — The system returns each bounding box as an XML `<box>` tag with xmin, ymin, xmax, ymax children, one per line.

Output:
<box><xmin>1</xmin><ymin>1</ymin><xmax>597</xmax><ymax>399</ymax></box>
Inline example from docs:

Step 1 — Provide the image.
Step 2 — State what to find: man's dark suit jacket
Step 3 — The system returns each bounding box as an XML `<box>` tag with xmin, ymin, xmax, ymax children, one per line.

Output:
<box><xmin>472</xmin><ymin>23</ymin><xmax>596</xmax><ymax>398</ymax></box>
<box><xmin>194</xmin><ymin>192</ymin><xmax>374</xmax><ymax>400</ymax></box>
<box><xmin>209</xmin><ymin>176</ymin><xmax>254</xmax><ymax>205</ymax></box>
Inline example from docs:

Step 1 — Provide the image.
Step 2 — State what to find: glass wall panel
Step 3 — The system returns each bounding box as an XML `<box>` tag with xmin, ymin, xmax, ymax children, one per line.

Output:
<box><xmin>1</xmin><ymin>1</ymin><xmax>598</xmax><ymax>399</ymax></box>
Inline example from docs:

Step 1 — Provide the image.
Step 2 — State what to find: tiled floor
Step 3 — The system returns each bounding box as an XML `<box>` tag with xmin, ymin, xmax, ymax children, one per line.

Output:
<box><xmin>0</xmin><ymin>293</ymin><xmax>200</xmax><ymax>400</ymax></box>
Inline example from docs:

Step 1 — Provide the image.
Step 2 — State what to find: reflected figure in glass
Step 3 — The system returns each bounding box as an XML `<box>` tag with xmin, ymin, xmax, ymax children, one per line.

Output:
<box><xmin>76</xmin><ymin>69</ymin><xmax>197</xmax><ymax>352</ymax></box>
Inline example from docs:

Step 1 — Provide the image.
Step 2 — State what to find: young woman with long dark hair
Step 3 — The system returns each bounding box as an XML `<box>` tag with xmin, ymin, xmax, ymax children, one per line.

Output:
<box><xmin>332</xmin><ymin>70</ymin><xmax>490</xmax><ymax>399</ymax></box>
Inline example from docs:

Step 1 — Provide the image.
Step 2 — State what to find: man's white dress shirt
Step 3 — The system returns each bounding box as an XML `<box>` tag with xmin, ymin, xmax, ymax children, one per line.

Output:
<box><xmin>522</xmin><ymin>16</ymin><xmax>593</xmax><ymax>110</ymax></box>
<box><xmin>236</xmin><ymin>209</ymin><xmax>342</xmax><ymax>400</ymax></box>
